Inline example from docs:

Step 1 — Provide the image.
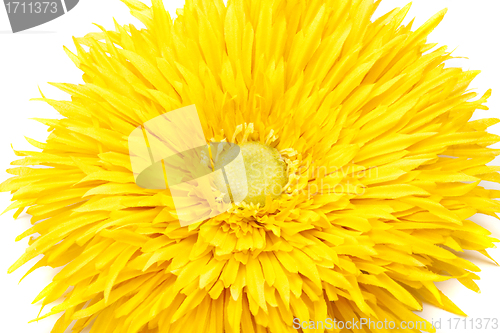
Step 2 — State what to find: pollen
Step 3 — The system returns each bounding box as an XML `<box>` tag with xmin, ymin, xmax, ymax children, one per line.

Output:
<box><xmin>215</xmin><ymin>141</ymin><xmax>288</xmax><ymax>206</ymax></box>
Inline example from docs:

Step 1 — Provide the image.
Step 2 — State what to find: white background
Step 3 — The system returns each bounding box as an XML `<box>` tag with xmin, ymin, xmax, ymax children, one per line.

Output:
<box><xmin>0</xmin><ymin>0</ymin><xmax>499</xmax><ymax>332</ymax></box>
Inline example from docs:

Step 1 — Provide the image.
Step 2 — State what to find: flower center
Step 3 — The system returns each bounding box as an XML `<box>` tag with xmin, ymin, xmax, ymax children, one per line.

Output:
<box><xmin>215</xmin><ymin>142</ymin><xmax>288</xmax><ymax>206</ymax></box>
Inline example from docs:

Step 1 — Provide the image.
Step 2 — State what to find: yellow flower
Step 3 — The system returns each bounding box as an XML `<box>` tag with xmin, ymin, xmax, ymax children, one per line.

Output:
<box><xmin>2</xmin><ymin>0</ymin><xmax>499</xmax><ymax>332</ymax></box>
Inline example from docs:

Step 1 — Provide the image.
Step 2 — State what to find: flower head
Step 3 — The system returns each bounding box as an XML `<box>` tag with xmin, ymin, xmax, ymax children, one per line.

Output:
<box><xmin>2</xmin><ymin>0</ymin><xmax>500</xmax><ymax>332</ymax></box>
